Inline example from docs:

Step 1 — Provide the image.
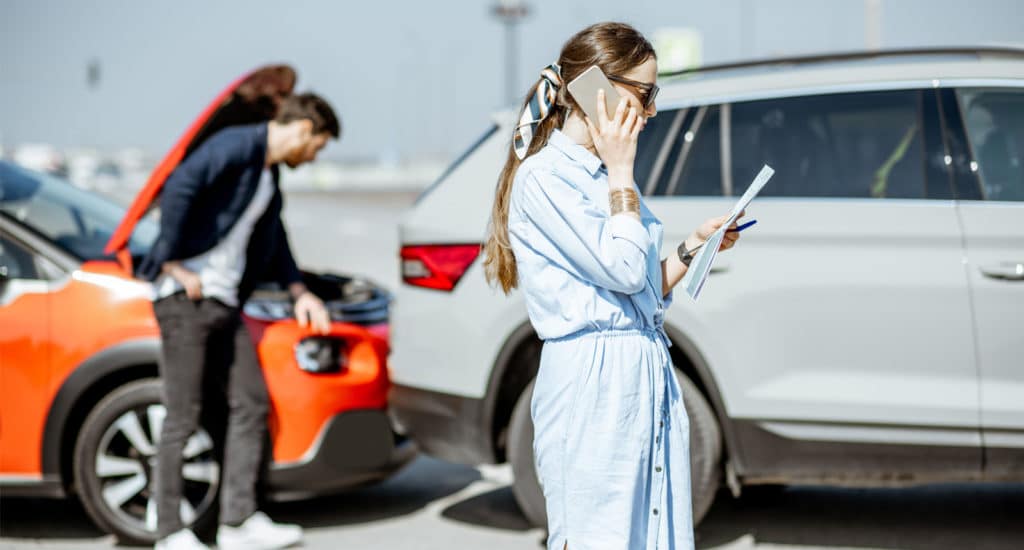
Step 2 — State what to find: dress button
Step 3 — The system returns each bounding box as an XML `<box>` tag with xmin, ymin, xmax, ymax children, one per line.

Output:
<box><xmin>653</xmin><ymin>508</ymin><xmax>659</xmax><ymax>515</ymax></box>
<box><xmin>656</xmin><ymin>466</ymin><xmax>662</xmax><ymax>473</ymax></box>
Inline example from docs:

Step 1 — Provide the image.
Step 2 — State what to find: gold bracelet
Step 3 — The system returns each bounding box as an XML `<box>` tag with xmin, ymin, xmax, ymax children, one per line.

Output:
<box><xmin>609</xmin><ymin>188</ymin><xmax>640</xmax><ymax>216</ymax></box>
<box><xmin>610</xmin><ymin>193</ymin><xmax>639</xmax><ymax>215</ymax></box>
<box><xmin>609</xmin><ymin>189</ymin><xmax>639</xmax><ymax>213</ymax></box>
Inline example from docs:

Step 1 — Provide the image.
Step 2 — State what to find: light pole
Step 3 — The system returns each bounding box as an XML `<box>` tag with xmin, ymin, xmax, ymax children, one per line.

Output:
<box><xmin>864</xmin><ymin>0</ymin><xmax>883</xmax><ymax>50</ymax></box>
<box><xmin>491</xmin><ymin>0</ymin><xmax>530</xmax><ymax>106</ymax></box>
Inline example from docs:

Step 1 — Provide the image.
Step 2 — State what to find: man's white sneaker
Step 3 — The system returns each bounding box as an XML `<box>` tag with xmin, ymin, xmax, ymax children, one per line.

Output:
<box><xmin>216</xmin><ymin>511</ymin><xmax>303</xmax><ymax>550</ymax></box>
<box><xmin>154</xmin><ymin>529</ymin><xmax>209</xmax><ymax>550</ymax></box>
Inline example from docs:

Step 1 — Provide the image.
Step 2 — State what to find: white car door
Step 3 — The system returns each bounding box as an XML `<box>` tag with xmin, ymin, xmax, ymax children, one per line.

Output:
<box><xmin>642</xmin><ymin>88</ymin><xmax>981</xmax><ymax>471</ymax></box>
<box><xmin>953</xmin><ymin>86</ymin><xmax>1024</xmax><ymax>476</ymax></box>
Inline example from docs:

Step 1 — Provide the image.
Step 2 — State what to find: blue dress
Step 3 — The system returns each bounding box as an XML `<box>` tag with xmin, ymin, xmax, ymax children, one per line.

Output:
<box><xmin>508</xmin><ymin>130</ymin><xmax>694</xmax><ymax>550</ymax></box>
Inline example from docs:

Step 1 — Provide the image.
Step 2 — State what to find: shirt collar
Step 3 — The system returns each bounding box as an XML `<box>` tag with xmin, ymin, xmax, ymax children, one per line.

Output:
<box><xmin>548</xmin><ymin>129</ymin><xmax>604</xmax><ymax>177</ymax></box>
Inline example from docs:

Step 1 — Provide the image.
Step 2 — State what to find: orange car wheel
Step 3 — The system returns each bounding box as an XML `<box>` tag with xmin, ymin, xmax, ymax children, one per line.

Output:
<box><xmin>73</xmin><ymin>379</ymin><xmax>221</xmax><ymax>544</ymax></box>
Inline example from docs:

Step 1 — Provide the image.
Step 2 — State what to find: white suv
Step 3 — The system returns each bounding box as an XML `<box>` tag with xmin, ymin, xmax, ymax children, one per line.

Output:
<box><xmin>389</xmin><ymin>48</ymin><xmax>1024</xmax><ymax>526</ymax></box>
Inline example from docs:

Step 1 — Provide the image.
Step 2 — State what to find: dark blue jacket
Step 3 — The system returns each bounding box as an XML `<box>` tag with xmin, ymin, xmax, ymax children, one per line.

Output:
<box><xmin>136</xmin><ymin>123</ymin><xmax>302</xmax><ymax>302</ymax></box>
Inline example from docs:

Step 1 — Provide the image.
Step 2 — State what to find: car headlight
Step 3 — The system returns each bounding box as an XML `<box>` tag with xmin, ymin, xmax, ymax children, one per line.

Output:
<box><xmin>294</xmin><ymin>337</ymin><xmax>348</xmax><ymax>374</ymax></box>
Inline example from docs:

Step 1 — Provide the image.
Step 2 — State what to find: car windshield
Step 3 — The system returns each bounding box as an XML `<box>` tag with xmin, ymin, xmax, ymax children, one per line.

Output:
<box><xmin>0</xmin><ymin>161</ymin><xmax>158</xmax><ymax>260</ymax></box>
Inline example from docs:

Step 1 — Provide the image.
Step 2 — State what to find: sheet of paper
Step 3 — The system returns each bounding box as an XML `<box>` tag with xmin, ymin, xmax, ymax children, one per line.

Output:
<box><xmin>726</xmin><ymin>164</ymin><xmax>775</xmax><ymax>225</ymax></box>
<box><xmin>683</xmin><ymin>229</ymin><xmax>724</xmax><ymax>299</ymax></box>
<box><xmin>680</xmin><ymin>164</ymin><xmax>774</xmax><ymax>301</ymax></box>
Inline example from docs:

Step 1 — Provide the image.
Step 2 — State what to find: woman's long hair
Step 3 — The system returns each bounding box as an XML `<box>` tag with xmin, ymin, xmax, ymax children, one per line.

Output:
<box><xmin>482</xmin><ymin>22</ymin><xmax>656</xmax><ymax>294</ymax></box>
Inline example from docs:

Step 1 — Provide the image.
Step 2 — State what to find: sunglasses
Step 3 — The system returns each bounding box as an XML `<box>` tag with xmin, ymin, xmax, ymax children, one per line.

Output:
<box><xmin>606</xmin><ymin>74</ymin><xmax>659</xmax><ymax>110</ymax></box>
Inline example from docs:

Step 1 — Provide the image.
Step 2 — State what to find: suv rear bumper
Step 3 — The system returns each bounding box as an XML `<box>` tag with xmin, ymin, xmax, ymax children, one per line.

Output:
<box><xmin>388</xmin><ymin>384</ymin><xmax>496</xmax><ymax>465</ymax></box>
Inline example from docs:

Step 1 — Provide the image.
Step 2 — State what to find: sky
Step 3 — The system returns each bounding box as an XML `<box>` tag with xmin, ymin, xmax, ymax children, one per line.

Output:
<box><xmin>1</xmin><ymin>0</ymin><xmax>1022</xmax><ymax>160</ymax></box>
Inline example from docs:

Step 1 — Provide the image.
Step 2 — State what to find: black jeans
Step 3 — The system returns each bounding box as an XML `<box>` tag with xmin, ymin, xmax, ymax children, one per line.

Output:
<box><xmin>153</xmin><ymin>293</ymin><xmax>269</xmax><ymax>538</ymax></box>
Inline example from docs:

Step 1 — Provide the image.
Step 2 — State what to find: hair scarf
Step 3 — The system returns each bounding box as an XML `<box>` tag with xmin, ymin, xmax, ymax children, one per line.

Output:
<box><xmin>513</xmin><ymin>63</ymin><xmax>562</xmax><ymax>160</ymax></box>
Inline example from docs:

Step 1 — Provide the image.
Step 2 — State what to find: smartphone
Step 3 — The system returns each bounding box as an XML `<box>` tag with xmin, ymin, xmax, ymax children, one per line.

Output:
<box><xmin>567</xmin><ymin>65</ymin><xmax>622</xmax><ymax>125</ymax></box>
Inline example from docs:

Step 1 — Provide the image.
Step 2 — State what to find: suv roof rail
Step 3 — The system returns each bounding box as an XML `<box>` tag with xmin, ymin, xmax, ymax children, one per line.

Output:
<box><xmin>658</xmin><ymin>46</ymin><xmax>1024</xmax><ymax>78</ymax></box>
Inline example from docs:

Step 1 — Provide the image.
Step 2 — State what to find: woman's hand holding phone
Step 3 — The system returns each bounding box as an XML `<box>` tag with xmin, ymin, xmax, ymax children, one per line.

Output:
<box><xmin>585</xmin><ymin>89</ymin><xmax>645</xmax><ymax>190</ymax></box>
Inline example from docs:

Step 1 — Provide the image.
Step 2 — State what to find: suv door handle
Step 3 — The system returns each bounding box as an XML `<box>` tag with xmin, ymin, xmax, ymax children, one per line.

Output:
<box><xmin>979</xmin><ymin>262</ymin><xmax>1024</xmax><ymax>281</ymax></box>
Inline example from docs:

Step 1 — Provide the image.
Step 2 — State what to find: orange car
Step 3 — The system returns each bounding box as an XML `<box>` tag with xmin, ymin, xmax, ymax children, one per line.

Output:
<box><xmin>0</xmin><ymin>120</ymin><xmax>412</xmax><ymax>543</ymax></box>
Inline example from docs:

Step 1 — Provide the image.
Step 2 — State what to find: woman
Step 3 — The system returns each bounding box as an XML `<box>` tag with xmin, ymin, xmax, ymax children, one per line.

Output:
<box><xmin>483</xmin><ymin>22</ymin><xmax>742</xmax><ymax>550</ymax></box>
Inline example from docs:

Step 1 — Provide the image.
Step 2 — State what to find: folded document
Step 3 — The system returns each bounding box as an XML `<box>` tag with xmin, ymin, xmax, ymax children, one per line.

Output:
<box><xmin>679</xmin><ymin>165</ymin><xmax>774</xmax><ymax>301</ymax></box>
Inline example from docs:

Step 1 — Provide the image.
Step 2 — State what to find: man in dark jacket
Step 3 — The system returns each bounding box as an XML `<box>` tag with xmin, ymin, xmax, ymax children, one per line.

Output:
<box><xmin>141</xmin><ymin>93</ymin><xmax>338</xmax><ymax>550</ymax></box>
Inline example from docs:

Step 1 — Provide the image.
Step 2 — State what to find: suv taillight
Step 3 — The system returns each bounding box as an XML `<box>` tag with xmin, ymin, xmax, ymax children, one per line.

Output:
<box><xmin>401</xmin><ymin>244</ymin><xmax>481</xmax><ymax>292</ymax></box>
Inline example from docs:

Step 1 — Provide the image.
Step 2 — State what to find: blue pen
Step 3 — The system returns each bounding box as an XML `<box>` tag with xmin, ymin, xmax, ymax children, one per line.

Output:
<box><xmin>727</xmin><ymin>219</ymin><xmax>757</xmax><ymax>233</ymax></box>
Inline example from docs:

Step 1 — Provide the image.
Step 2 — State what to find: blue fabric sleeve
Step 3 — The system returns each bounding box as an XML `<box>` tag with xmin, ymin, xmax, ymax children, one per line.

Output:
<box><xmin>514</xmin><ymin>168</ymin><xmax>651</xmax><ymax>295</ymax></box>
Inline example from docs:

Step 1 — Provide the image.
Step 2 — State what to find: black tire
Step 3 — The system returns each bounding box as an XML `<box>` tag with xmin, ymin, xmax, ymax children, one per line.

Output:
<box><xmin>677</xmin><ymin>370</ymin><xmax>723</xmax><ymax>524</ymax></box>
<box><xmin>508</xmin><ymin>379</ymin><xmax>546</xmax><ymax>527</ymax></box>
<box><xmin>73</xmin><ymin>379</ymin><xmax>221</xmax><ymax>544</ymax></box>
<box><xmin>507</xmin><ymin>371</ymin><xmax>723</xmax><ymax>528</ymax></box>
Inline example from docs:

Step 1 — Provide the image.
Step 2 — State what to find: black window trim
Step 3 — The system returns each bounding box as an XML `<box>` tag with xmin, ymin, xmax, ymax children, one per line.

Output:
<box><xmin>952</xmin><ymin>88</ymin><xmax>988</xmax><ymax>200</ymax></box>
<box><xmin>936</xmin><ymin>88</ymin><xmax>983</xmax><ymax>201</ymax></box>
<box><xmin>932</xmin><ymin>89</ymin><xmax>958</xmax><ymax>196</ymax></box>
<box><xmin>918</xmin><ymin>88</ymin><xmax>955</xmax><ymax>200</ymax></box>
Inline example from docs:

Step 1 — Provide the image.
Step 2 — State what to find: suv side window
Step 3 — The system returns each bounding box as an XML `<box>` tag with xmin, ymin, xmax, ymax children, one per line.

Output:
<box><xmin>957</xmin><ymin>88</ymin><xmax>1024</xmax><ymax>201</ymax></box>
<box><xmin>637</xmin><ymin>106</ymin><xmax>723</xmax><ymax>197</ymax></box>
<box><xmin>731</xmin><ymin>90</ymin><xmax>931</xmax><ymax>199</ymax></box>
